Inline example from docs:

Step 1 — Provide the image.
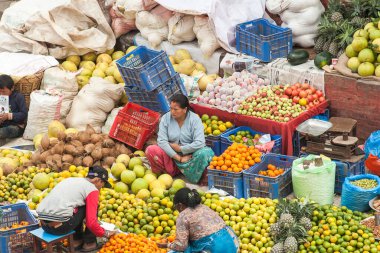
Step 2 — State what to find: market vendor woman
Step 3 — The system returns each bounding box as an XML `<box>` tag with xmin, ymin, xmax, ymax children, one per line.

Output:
<box><xmin>146</xmin><ymin>94</ymin><xmax>214</xmax><ymax>184</ymax></box>
<box><xmin>158</xmin><ymin>188</ymin><xmax>239</xmax><ymax>253</ymax></box>
<box><xmin>37</xmin><ymin>166</ymin><xmax>116</xmax><ymax>252</ymax></box>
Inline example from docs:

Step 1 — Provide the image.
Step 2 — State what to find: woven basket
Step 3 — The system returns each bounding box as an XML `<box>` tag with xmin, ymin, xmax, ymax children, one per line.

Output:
<box><xmin>13</xmin><ymin>70</ymin><xmax>44</xmax><ymax>108</ymax></box>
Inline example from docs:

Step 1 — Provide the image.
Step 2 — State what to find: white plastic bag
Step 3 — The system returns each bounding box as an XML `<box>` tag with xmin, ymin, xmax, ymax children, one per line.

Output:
<box><xmin>193</xmin><ymin>15</ymin><xmax>220</xmax><ymax>58</ymax></box>
<box><xmin>41</xmin><ymin>67</ymin><xmax>79</xmax><ymax>123</ymax></box>
<box><xmin>23</xmin><ymin>89</ymin><xmax>63</xmax><ymax>140</ymax></box>
<box><xmin>66</xmin><ymin>77</ymin><xmax>123</xmax><ymax>133</ymax></box>
<box><xmin>135</xmin><ymin>5</ymin><xmax>173</xmax><ymax>48</ymax></box>
<box><xmin>168</xmin><ymin>13</ymin><xmax>195</xmax><ymax>45</ymax></box>
<box><xmin>102</xmin><ymin>107</ymin><xmax>123</xmax><ymax>134</ymax></box>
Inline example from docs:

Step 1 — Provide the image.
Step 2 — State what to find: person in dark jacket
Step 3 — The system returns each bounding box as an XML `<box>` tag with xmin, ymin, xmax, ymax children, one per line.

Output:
<box><xmin>0</xmin><ymin>75</ymin><xmax>28</xmax><ymax>139</ymax></box>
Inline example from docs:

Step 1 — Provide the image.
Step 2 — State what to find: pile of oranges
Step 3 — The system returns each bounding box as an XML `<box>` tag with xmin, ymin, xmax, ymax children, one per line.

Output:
<box><xmin>209</xmin><ymin>143</ymin><xmax>262</xmax><ymax>173</ymax></box>
<box><xmin>98</xmin><ymin>233</ymin><xmax>167</xmax><ymax>253</ymax></box>
<box><xmin>257</xmin><ymin>164</ymin><xmax>285</xmax><ymax>178</ymax></box>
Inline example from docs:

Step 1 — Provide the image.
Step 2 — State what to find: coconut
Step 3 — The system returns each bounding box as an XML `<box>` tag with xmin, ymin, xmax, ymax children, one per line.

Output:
<box><xmin>84</xmin><ymin>143</ymin><xmax>95</xmax><ymax>154</ymax></box>
<box><xmin>103</xmin><ymin>138</ymin><xmax>115</xmax><ymax>148</ymax></box>
<box><xmin>57</xmin><ymin>131</ymin><xmax>66</xmax><ymax>141</ymax></box>
<box><xmin>101</xmin><ymin>148</ymin><xmax>111</xmax><ymax>158</ymax></box>
<box><xmin>31</xmin><ymin>152</ymin><xmax>41</xmax><ymax>164</ymax></box>
<box><xmin>73</xmin><ymin>157</ymin><xmax>83</xmax><ymax>166</ymax></box>
<box><xmin>91</xmin><ymin>133</ymin><xmax>102</xmax><ymax>144</ymax></box>
<box><xmin>41</xmin><ymin>134</ymin><xmax>50</xmax><ymax>151</ymax></box>
<box><xmin>103</xmin><ymin>156</ymin><xmax>116</xmax><ymax>167</ymax></box>
<box><xmin>64</xmin><ymin>144</ymin><xmax>77</xmax><ymax>156</ymax></box>
<box><xmin>62</xmin><ymin>154</ymin><xmax>74</xmax><ymax>163</ymax></box>
<box><xmin>70</xmin><ymin>140</ymin><xmax>83</xmax><ymax>148</ymax></box>
<box><xmin>83</xmin><ymin>156</ymin><xmax>94</xmax><ymax>167</ymax></box>
<box><xmin>40</xmin><ymin>151</ymin><xmax>51</xmax><ymax>163</ymax></box>
<box><xmin>86</xmin><ymin>125</ymin><xmax>96</xmax><ymax>135</ymax></box>
<box><xmin>91</xmin><ymin>148</ymin><xmax>102</xmax><ymax>161</ymax></box>
<box><xmin>79</xmin><ymin>132</ymin><xmax>91</xmax><ymax>144</ymax></box>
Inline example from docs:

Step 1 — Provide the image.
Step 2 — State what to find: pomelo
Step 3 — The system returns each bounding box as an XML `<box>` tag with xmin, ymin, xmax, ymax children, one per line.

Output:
<box><xmin>133</xmin><ymin>165</ymin><xmax>145</xmax><ymax>178</ymax></box>
<box><xmin>114</xmin><ymin>182</ymin><xmax>128</xmax><ymax>193</ymax></box>
<box><xmin>136</xmin><ymin>189</ymin><xmax>150</xmax><ymax>200</ymax></box>
<box><xmin>149</xmin><ymin>180</ymin><xmax>166</xmax><ymax>191</ymax></box>
<box><xmin>143</xmin><ymin>173</ymin><xmax>157</xmax><ymax>184</ymax></box>
<box><xmin>111</xmin><ymin>162</ymin><xmax>127</xmax><ymax>179</ymax></box>
<box><xmin>32</xmin><ymin>173</ymin><xmax>50</xmax><ymax>190</ymax></box>
<box><xmin>120</xmin><ymin>170</ymin><xmax>136</xmax><ymax>185</ymax></box>
<box><xmin>131</xmin><ymin>178</ymin><xmax>149</xmax><ymax>194</ymax></box>
<box><xmin>151</xmin><ymin>188</ymin><xmax>165</xmax><ymax>199</ymax></box>
<box><xmin>128</xmin><ymin>157</ymin><xmax>142</xmax><ymax>170</ymax></box>
<box><xmin>158</xmin><ymin>174</ymin><xmax>173</xmax><ymax>189</ymax></box>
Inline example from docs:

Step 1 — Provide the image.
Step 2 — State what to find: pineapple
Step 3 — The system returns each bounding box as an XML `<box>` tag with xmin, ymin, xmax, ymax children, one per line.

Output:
<box><xmin>328</xmin><ymin>41</ymin><xmax>339</xmax><ymax>57</ymax></box>
<box><xmin>330</xmin><ymin>12</ymin><xmax>344</xmax><ymax>23</ymax></box>
<box><xmin>270</xmin><ymin>223</ymin><xmax>281</xmax><ymax>236</ymax></box>
<box><xmin>279</xmin><ymin>213</ymin><xmax>294</xmax><ymax>228</ymax></box>
<box><xmin>270</xmin><ymin>242</ymin><xmax>284</xmax><ymax>253</ymax></box>
<box><xmin>284</xmin><ymin>237</ymin><xmax>298</xmax><ymax>253</ymax></box>
<box><xmin>299</xmin><ymin>217</ymin><xmax>312</xmax><ymax>231</ymax></box>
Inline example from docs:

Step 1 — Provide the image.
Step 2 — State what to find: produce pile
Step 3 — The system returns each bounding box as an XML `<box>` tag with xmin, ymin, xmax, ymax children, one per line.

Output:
<box><xmin>196</xmin><ymin>70</ymin><xmax>270</xmax><ymax>112</ymax></box>
<box><xmin>200</xmin><ymin>114</ymin><xmax>233</xmax><ymax>136</ymax></box>
<box><xmin>31</xmin><ymin>122</ymin><xmax>132</xmax><ymax>171</ymax></box>
<box><xmin>345</xmin><ymin>21</ymin><xmax>380</xmax><ymax>77</ymax></box>
<box><xmin>209</xmin><ymin>143</ymin><xmax>262</xmax><ymax>173</ymax></box>
<box><xmin>236</xmin><ymin>83</ymin><xmax>325</xmax><ymax>122</ymax></box>
<box><xmin>314</xmin><ymin>0</ymin><xmax>380</xmax><ymax>57</ymax></box>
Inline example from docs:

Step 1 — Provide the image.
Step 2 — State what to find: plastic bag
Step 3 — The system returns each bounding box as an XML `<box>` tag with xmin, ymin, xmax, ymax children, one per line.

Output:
<box><xmin>41</xmin><ymin>67</ymin><xmax>79</xmax><ymax>123</ymax></box>
<box><xmin>364</xmin><ymin>130</ymin><xmax>380</xmax><ymax>158</ymax></box>
<box><xmin>341</xmin><ymin>174</ymin><xmax>380</xmax><ymax>212</ymax></box>
<box><xmin>102</xmin><ymin>107</ymin><xmax>123</xmax><ymax>134</ymax></box>
<box><xmin>292</xmin><ymin>155</ymin><xmax>336</xmax><ymax>205</ymax></box>
<box><xmin>23</xmin><ymin>89</ymin><xmax>63</xmax><ymax>140</ymax></box>
<box><xmin>66</xmin><ymin>77</ymin><xmax>123</xmax><ymax>133</ymax></box>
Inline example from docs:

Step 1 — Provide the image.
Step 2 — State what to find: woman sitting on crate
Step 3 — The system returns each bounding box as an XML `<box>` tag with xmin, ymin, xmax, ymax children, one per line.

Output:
<box><xmin>146</xmin><ymin>94</ymin><xmax>214</xmax><ymax>184</ymax></box>
<box><xmin>157</xmin><ymin>188</ymin><xmax>239</xmax><ymax>253</ymax></box>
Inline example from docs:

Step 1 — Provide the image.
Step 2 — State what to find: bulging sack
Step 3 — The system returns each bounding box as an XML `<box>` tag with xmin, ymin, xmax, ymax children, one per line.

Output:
<box><xmin>341</xmin><ymin>174</ymin><xmax>380</xmax><ymax>212</ymax></box>
<box><xmin>292</xmin><ymin>155</ymin><xmax>336</xmax><ymax>205</ymax></box>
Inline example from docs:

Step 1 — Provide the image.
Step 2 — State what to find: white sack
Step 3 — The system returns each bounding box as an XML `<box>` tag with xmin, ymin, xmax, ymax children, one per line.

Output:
<box><xmin>41</xmin><ymin>67</ymin><xmax>79</xmax><ymax>123</ymax></box>
<box><xmin>266</xmin><ymin>0</ymin><xmax>291</xmax><ymax>14</ymax></box>
<box><xmin>0</xmin><ymin>0</ymin><xmax>115</xmax><ymax>59</ymax></box>
<box><xmin>135</xmin><ymin>5</ymin><xmax>173</xmax><ymax>48</ymax></box>
<box><xmin>23</xmin><ymin>90</ymin><xmax>63</xmax><ymax>140</ymax></box>
<box><xmin>193</xmin><ymin>15</ymin><xmax>220</xmax><ymax>58</ymax></box>
<box><xmin>66</xmin><ymin>77</ymin><xmax>123</xmax><ymax>133</ymax></box>
<box><xmin>102</xmin><ymin>107</ymin><xmax>123</xmax><ymax>134</ymax></box>
<box><xmin>168</xmin><ymin>13</ymin><xmax>195</xmax><ymax>45</ymax></box>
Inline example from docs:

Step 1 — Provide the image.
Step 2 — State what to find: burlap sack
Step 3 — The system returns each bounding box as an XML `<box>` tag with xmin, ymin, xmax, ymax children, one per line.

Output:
<box><xmin>335</xmin><ymin>54</ymin><xmax>380</xmax><ymax>82</ymax></box>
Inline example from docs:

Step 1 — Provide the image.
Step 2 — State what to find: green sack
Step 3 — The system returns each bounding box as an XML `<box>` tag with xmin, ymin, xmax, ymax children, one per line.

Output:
<box><xmin>292</xmin><ymin>155</ymin><xmax>336</xmax><ymax>205</ymax></box>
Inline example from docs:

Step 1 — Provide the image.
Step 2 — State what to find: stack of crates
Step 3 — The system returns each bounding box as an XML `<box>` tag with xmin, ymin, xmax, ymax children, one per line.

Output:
<box><xmin>0</xmin><ymin>203</ymin><xmax>39</xmax><ymax>253</ymax></box>
<box><xmin>116</xmin><ymin>46</ymin><xmax>187</xmax><ymax>113</ymax></box>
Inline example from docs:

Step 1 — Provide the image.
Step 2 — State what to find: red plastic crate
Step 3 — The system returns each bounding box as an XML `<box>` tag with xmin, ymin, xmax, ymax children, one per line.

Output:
<box><xmin>109</xmin><ymin>103</ymin><xmax>160</xmax><ymax>149</ymax></box>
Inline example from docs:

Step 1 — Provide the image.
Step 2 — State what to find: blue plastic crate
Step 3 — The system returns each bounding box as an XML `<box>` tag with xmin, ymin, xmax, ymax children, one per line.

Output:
<box><xmin>220</xmin><ymin>126</ymin><xmax>282</xmax><ymax>154</ymax></box>
<box><xmin>299</xmin><ymin>152</ymin><xmax>366</xmax><ymax>194</ymax></box>
<box><xmin>0</xmin><ymin>203</ymin><xmax>39</xmax><ymax>253</ymax></box>
<box><xmin>243</xmin><ymin>154</ymin><xmax>297</xmax><ymax>199</ymax></box>
<box><xmin>236</xmin><ymin>18</ymin><xmax>292</xmax><ymax>62</ymax></box>
<box><xmin>116</xmin><ymin>46</ymin><xmax>176</xmax><ymax>91</ymax></box>
<box><xmin>312</xmin><ymin>109</ymin><xmax>330</xmax><ymax>122</ymax></box>
<box><xmin>206</xmin><ymin>135</ymin><xmax>222</xmax><ymax>156</ymax></box>
<box><xmin>125</xmin><ymin>74</ymin><xmax>186</xmax><ymax>113</ymax></box>
<box><xmin>207</xmin><ymin>168</ymin><xmax>244</xmax><ymax>198</ymax></box>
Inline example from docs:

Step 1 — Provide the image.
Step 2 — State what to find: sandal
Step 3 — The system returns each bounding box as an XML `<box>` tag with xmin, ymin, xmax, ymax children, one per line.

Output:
<box><xmin>79</xmin><ymin>242</ymin><xmax>103</xmax><ymax>252</ymax></box>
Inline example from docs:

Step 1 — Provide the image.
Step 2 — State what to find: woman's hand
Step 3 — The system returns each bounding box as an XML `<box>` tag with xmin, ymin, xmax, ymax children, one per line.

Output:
<box><xmin>156</xmin><ymin>242</ymin><xmax>168</xmax><ymax>248</ymax></box>
<box><xmin>169</xmin><ymin>143</ymin><xmax>182</xmax><ymax>152</ymax></box>
<box><xmin>181</xmin><ymin>155</ymin><xmax>192</xmax><ymax>163</ymax></box>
